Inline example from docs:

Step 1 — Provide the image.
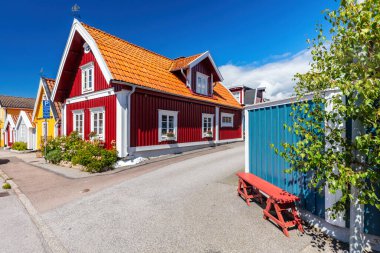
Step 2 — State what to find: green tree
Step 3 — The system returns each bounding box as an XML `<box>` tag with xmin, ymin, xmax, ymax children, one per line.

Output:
<box><xmin>275</xmin><ymin>0</ymin><xmax>379</xmax><ymax>249</ymax></box>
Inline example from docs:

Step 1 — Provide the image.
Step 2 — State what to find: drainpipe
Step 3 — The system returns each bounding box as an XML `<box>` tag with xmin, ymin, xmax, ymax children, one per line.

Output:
<box><xmin>126</xmin><ymin>86</ymin><xmax>136</xmax><ymax>156</ymax></box>
<box><xmin>180</xmin><ymin>68</ymin><xmax>189</xmax><ymax>87</ymax></box>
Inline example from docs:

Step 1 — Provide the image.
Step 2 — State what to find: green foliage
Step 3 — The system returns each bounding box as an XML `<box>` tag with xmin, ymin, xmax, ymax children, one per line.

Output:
<box><xmin>44</xmin><ymin>132</ymin><xmax>117</xmax><ymax>173</ymax></box>
<box><xmin>45</xmin><ymin>150</ymin><xmax>62</xmax><ymax>164</ymax></box>
<box><xmin>12</xmin><ymin>142</ymin><xmax>27</xmax><ymax>151</ymax></box>
<box><xmin>2</xmin><ymin>182</ymin><xmax>11</xmax><ymax>189</ymax></box>
<box><xmin>274</xmin><ymin>0</ymin><xmax>380</xmax><ymax>215</ymax></box>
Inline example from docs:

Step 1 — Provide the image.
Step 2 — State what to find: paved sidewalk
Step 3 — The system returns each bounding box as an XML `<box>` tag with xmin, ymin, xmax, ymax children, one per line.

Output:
<box><xmin>0</xmin><ymin>189</ymin><xmax>49</xmax><ymax>253</ymax></box>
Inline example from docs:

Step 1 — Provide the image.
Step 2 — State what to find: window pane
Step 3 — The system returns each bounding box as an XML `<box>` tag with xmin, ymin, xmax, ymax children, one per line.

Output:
<box><xmin>169</xmin><ymin>116</ymin><xmax>174</xmax><ymax>128</ymax></box>
<box><xmin>89</xmin><ymin>69</ymin><xmax>93</xmax><ymax>88</ymax></box>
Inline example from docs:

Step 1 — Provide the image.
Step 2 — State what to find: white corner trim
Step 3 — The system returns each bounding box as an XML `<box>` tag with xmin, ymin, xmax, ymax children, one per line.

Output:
<box><xmin>215</xmin><ymin>107</ymin><xmax>220</xmax><ymax>142</ymax></box>
<box><xmin>32</xmin><ymin>79</ymin><xmax>44</xmax><ymax>121</ymax></box>
<box><xmin>66</xmin><ymin>88</ymin><xmax>115</xmax><ymax>104</ymax></box>
<box><xmin>188</xmin><ymin>51</ymin><xmax>223</xmax><ymax>81</ymax></box>
<box><xmin>244</xmin><ymin>109</ymin><xmax>250</xmax><ymax>173</ymax></box>
<box><xmin>3</xmin><ymin>114</ymin><xmax>16</xmax><ymax>130</ymax></box>
<box><xmin>52</xmin><ymin>19</ymin><xmax>113</xmax><ymax>101</ymax></box>
<box><xmin>15</xmin><ymin>111</ymin><xmax>33</xmax><ymax>129</ymax></box>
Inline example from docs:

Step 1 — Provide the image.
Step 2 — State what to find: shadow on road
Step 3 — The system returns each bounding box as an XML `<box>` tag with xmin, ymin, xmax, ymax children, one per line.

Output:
<box><xmin>300</xmin><ymin>224</ymin><xmax>349</xmax><ymax>252</ymax></box>
<box><xmin>0</xmin><ymin>159</ymin><xmax>10</xmax><ymax>165</ymax></box>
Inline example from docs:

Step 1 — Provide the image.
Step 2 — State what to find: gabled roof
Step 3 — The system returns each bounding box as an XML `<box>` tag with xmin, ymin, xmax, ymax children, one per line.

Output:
<box><xmin>0</xmin><ymin>95</ymin><xmax>35</xmax><ymax>109</ymax></box>
<box><xmin>16</xmin><ymin>111</ymin><xmax>35</xmax><ymax>129</ymax></box>
<box><xmin>32</xmin><ymin>77</ymin><xmax>61</xmax><ymax>122</ymax></box>
<box><xmin>52</xmin><ymin>19</ymin><xmax>241</xmax><ymax>109</ymax></box>
<box><xmin>3</xmin><ymin>114</ymin><xmax>18</xmax><ymax>130</ymax></box>
<box><xmin>170</xmin><ymin>54</ymin><xmax>203</xmax><ymax>71</ymax></box>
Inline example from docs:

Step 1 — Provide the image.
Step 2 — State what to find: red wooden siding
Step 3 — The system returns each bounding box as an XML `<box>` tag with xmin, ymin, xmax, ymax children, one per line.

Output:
<box><xmin>219</xmin><ymin>108</ymin><xmax>242</xmax><ymax>140</ymax></box>
<box><xmin>65</xmin><ymin>95</ymin><xmax>116</xmax><ymax>148</ymax></box>
<box><xmin>130</xmin><ymin>90</ymin><xmax>216</xmax><ymax>147</ymax></box>
<box><xmin>68</xmin><ymin>50</ymin><xmax>109</xmax><ymax>97</ymax></box>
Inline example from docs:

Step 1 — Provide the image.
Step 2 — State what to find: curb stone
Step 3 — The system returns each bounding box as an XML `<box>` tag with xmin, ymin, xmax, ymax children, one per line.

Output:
<box><xmin>0</xmin><ymin>169</ymin><xmax>68</xmax><ymax>253</ymax></box>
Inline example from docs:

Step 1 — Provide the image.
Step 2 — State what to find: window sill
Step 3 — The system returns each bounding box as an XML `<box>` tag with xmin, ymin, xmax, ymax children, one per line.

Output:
<box><xmin>82</xmin><ymin>89</ymin><xmax>94</xmax><ymax>94</ymax></box>
<box><xmin>159</xmin><ymin>136</ymin><xmax>177</xmax><ymax>142</ymax></box>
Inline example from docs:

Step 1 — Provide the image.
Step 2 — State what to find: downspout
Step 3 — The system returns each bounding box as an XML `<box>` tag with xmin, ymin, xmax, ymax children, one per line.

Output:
<box><xmin>126</xmin><ymin>86</ymin><xmax>136</xmax><ymax>156</ymax></box>
<box><xmin>180</xmin><ymin>68</ymin><xmax>189</xmax><ymax>87</ymax></box>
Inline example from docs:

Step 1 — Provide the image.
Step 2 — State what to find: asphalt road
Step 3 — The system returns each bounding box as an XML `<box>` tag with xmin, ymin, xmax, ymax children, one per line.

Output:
<box><xmin>0</xmin><ymin>190</ymin><xmax>48</xmax><ymax>253</ymax></box>
<box><xmin>39</xmin><ymin>143</ymin><xmax>346</xmax><ymax>253</ymax></box>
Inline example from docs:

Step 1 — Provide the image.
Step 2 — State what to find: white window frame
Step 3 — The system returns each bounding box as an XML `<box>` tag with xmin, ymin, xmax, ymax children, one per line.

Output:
<box><xmin>73</xmin><ymin>110</ymin><xmax>84</xmax><ymax>139</ymax></box>
<box><xmin>232</xmin><ymin>91</ymin><xmax>241</xmax><ymax>103</ymax></box>
<box><xmin>81</xmin><ymin>62</ymin><xmax>94</xmax><ymax>94</ymax></box>
<box><xmin>158</xmin><ymin>110</ymin><xmax>178</xmax><ymax>142</ymax></box>
<box><xmin>90</xmin><ymin>107</ymin><xmax>105</xmax><ymax>141</ymax></box>
<box><xmin>221</xmin><ymin>112</ymin><xmax>234</xmax><ymax>128</ymax></box>
<box><xmin>202</xmin><ymin>113</ymin><xmax>214</xmax><ymax>138</ymax></box>
<box><xmin>196</xmin><ymin>72</ymin><xmax>209</xmax><ymax>96</ymax></box>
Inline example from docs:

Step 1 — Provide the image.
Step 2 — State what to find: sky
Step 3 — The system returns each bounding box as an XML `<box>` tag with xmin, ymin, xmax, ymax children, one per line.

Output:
<box><xmin>0</xmin><ymin>0</ymin><xmax>339</xmax><ymax>100</ymax></box>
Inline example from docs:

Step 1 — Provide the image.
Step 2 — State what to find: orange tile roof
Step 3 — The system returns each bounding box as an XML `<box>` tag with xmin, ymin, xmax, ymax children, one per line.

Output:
<box><xmin>170</xmin><ymin>54</ymin><xmax>203</xmax><ymax>71</ymax></box>
<box><xmin>25</xmin><ymin>111</ymin><xmax>35</xmax><ymax>127</ymax></box>
<box><xmin>11</xmin><ymin>115</ymin><xmax>19</xmax><ymax>125</ymax></box>
<box><xmin>44</xmin><ymin>78</ymin><xmax>62</xmax><ymax>120</ymax></box>
<box><xmin>82</xmin><ymin>23</ymin><xmax>242</xmax><ymax>109</ymax></box>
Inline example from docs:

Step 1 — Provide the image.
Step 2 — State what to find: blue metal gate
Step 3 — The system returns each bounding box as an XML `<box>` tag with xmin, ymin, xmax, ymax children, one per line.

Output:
<box><xmin>247</xmin><ymin>102</ymin><xmax>325</xmax><ymax>218</ymax></box>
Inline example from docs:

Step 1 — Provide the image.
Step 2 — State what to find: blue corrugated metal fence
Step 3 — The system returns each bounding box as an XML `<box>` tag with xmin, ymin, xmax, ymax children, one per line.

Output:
<box><xmin>247</xmin><ymin>103</ymin><xmax>325</xmax><ymax>218</ymax></box>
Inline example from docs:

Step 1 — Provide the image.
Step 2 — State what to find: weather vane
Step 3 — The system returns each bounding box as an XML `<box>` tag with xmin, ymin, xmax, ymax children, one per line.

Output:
<box><xmin>40</xmin><ymin>67</ymin><xmax>44</xmax><ymax>77</ymax></box>
<box><xmin>71</xmin><ymin>4</ymin><xmax>81</xmax><ymax>19</ymax></box>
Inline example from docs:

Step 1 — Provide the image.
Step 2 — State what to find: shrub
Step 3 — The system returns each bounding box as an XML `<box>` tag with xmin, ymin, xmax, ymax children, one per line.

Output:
<box><xmin>71</xmin><ymin>141</ymin><xmax>117</xmax><ymax>173</ymax></box>
<box><xmin>2</xmin><ymin>182</ymin><xmax>11</xmax><ymax>189</ymax></box>
<box><xmin>45</xmin><ymin>150</ymin><xmax>62</xmax><ymax>164</ymax></box>
<box><xmin>12</xmin><ymin>142</ymin><xmax>27</xmax><ymax>151</ymax></box>
<box><xmin>44</xmin><ymin>132</ymin><xmax>117</xmax><ymax>173</ymax></box>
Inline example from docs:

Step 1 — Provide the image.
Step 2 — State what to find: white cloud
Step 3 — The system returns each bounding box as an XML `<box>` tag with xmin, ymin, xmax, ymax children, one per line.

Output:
<box><xmin>219</xmin><ymin>50</ymin><xmax>311</xmax><ymax>100</ymax></box>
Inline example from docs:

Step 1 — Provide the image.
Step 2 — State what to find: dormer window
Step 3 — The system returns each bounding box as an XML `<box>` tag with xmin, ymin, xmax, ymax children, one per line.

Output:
<box><xmin>81</xmin><ymin>62</ymin><xmax>94</xmax><ymax>94</ymax></box>
<box><xmin>196</xmin><ymin>72</ymin><xmax>209</xmax><ymax>96</ymax></box>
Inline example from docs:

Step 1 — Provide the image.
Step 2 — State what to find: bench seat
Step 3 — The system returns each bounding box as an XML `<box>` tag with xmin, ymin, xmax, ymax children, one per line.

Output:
<box><xmin>236</xmin><ymin>172</ymin><xmax>304</xmax><ymax>237</ymax></box>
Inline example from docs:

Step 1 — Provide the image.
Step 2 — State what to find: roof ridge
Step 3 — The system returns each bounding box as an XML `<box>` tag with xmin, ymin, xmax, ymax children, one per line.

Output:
<box><xmin>0</xmin><ymin>94</ymin><xmax>35</xmax><ymax>100</ymax></box>
<box><xmin>81</xmin><ymin>22</ymin><xmax>173</xmax><ymax>62</ymax></box>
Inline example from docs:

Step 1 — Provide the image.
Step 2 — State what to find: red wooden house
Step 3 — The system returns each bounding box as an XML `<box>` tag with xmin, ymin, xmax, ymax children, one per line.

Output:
<box><xmin>52</xmin><ymin>19</ymin><xmax>243</xmax><ymax>157</ymax></box>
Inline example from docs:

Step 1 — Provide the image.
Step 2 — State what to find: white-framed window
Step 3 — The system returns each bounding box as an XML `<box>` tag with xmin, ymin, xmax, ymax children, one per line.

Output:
<box><xmin>202</xmin><ymin>113</ymin><xmax>214</xmax><ymax>138</ymax></box>
<box><xmin>81</xmin><ymin>62</ymin><xmax>94</xmax><ymax>94</ymax></box>
<box><xmin>196</xmin><ymin>72</ymin><xmax>209</xmax><ymax>96</ymax></box>
<box><xmin>73</xmin><ymin>110</ymin><xmax>84</xmax><ymax>138</ymax></box>
<box><xmin>221</xmin><ymin>112</ymin><xmax>234</xmax><ymax>127</ymax></box>
<box><xmin>90</xmin><ymin>107</ymin><xmax>105</xmax><ymax>140</ymax></box>
<box><xmin>158</xmin><ymin>110</ymin><xmax>178</xmax><ymax>142</ymax></box>
<box><xmin>232</xmin><ymin>91</ymin><xmax>241</xmax><ymax>103</ymax></box>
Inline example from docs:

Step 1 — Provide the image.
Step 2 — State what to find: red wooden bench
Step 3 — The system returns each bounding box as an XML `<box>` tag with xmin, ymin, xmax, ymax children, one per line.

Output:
<box><xmin>236</xmin><ymin>172</ymin><xmax>304</xmax><ymax>237</ymax></box>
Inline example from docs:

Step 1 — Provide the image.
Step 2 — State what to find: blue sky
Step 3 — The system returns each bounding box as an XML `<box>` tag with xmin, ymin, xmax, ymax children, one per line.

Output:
<box><xmin>0</xmin><ymin>0</ymin><xmax>338</xmax><ymax>99</ymax></box>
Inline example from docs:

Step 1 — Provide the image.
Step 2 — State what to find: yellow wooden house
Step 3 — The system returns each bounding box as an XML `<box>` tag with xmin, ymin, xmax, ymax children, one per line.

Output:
<box><xmin>32</xmin><ymin>77</ymin><xmax>61</xmax><ymax>150</ymax></box>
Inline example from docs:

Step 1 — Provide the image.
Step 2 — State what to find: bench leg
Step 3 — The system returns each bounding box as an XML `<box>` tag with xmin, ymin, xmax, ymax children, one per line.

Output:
<box><xmin>291</xmin><ymin>204</ymin><xmax>304</xmax><ymax>233</ymax></box>
<box><xmin>263</xmin><ymin>198</ymin><xmax>302</xmax><ymax>237</ymax></box>
<box><xmin>237</xmin><ymin>178</ymin><xmax>253</xmax><ymax>206</ymax></box>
